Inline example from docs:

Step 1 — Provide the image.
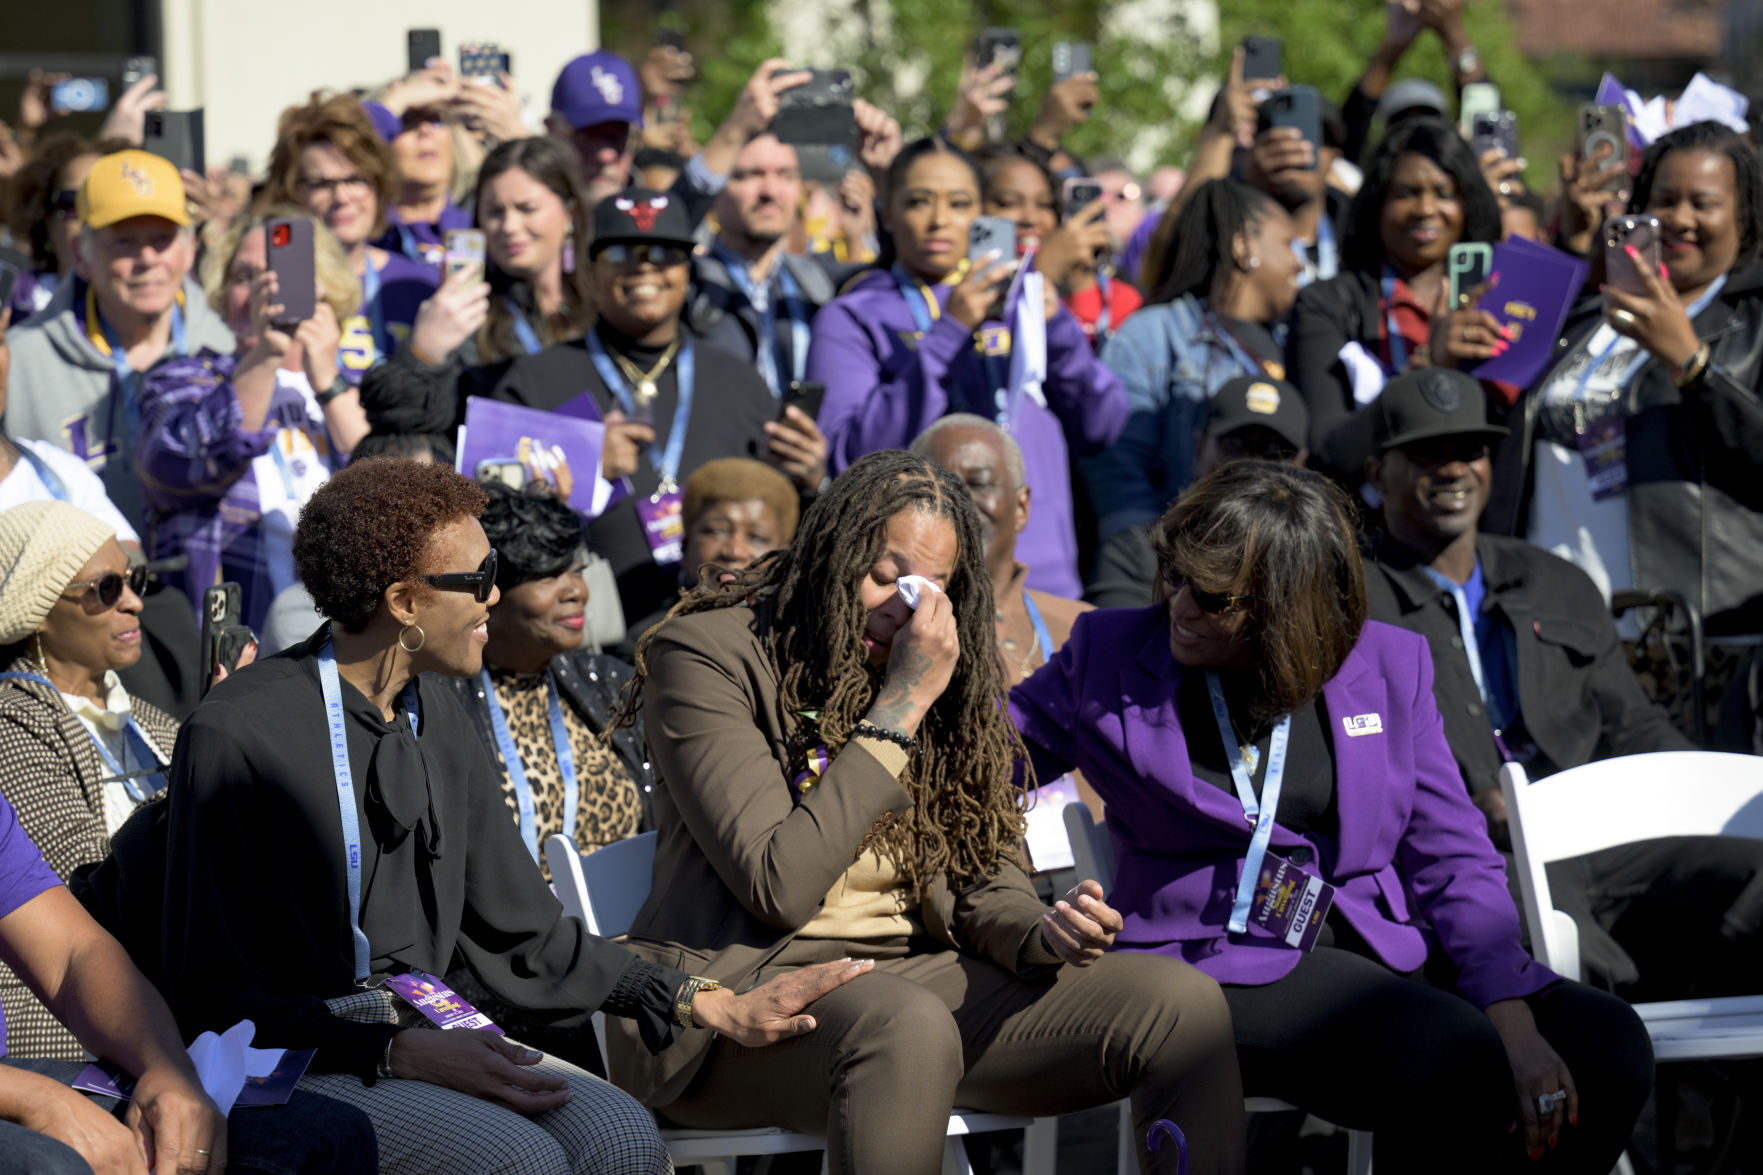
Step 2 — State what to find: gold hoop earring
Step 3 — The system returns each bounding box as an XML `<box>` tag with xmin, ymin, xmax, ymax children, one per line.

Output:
<box><xmin>30</xmin><ymin>634</ymin><xmax>47</xmax><ymax>671</ymax></box>
<box><xmin>398</xmin><ymin>623</ymin><xmax>426</xmax><ymax>654</ymax></box>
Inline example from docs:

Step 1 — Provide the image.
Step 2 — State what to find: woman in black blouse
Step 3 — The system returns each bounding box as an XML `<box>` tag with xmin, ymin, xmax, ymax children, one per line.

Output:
<box><xmin>155</xmin><ymin>457</ymin><xmax>871</xmax><ymax>1174</ymax></box>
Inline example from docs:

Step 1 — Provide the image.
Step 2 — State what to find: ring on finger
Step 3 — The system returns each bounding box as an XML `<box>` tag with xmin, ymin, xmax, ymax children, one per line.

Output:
<box><xmin>1534</xmin><ymin>1088</ymin><xmax>1567</xmax><ymax>1114</ymax></box>
<box><xmin>1610</xmin><ymin>308</ymin><xmax>1638</xmax><ymax>327</ymax></box>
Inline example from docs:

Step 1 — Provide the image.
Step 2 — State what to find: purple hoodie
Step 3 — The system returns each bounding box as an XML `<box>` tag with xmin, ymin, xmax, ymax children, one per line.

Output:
<box><xmin>807</xmin><ymin>268</ymin><xmax>1128</xmax><ymax>598</ymax></box>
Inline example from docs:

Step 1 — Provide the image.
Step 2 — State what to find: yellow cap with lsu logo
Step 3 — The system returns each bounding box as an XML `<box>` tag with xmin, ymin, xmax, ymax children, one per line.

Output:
<box><xmin>77</xmin><ymin>150</ymin><xmax>191</xmax><ymax>230</ymax></box>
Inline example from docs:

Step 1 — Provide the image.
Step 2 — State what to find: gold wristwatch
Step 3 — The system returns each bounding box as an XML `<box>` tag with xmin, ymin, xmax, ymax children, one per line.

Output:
<box><xmin>674</xmin><ymin>975</ymin><xmax>723</xmax><ymax>1029</ymax></box>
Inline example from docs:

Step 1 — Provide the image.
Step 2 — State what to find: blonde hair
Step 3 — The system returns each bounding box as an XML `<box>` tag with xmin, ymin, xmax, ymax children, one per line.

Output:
<box><xmin>202</xmin><ymin>205</ymin><xmax>361</xmax><ymax>323</ymax></box>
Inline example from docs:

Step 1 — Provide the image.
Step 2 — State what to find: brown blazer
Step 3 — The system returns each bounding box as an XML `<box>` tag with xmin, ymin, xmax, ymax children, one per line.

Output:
<box><xmin>606</xmin><ymin>605</ymin><xmax>1051</xmax><ymax>1107</ymax></box>
<box><xmin>0</xmin><ymin>653</ymin><xmax>178</xmax><ymax>1059</ymax></box>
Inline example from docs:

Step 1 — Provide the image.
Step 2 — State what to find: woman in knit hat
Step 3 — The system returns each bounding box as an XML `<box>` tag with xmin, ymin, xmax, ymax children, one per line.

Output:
<box><xmin>0</xmin><ymin>499</ymin><xmax>180</xmax><ymax>1059</ymax></box>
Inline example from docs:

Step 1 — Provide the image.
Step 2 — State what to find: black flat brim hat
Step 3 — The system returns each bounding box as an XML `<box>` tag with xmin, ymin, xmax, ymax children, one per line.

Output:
<box><xmin>1371</xmin><ymin>367</ymin><xmax>1510</xmax><ymax>453</ymax></box>
<box><xmin>590</xmin><ymin>187</ymin><xmax>697</xmax><ymax>254</ymax></box>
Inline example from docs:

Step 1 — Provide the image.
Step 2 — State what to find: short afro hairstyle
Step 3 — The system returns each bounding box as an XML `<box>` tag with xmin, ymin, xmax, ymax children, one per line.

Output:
<box><xmin>293</xmin><ymin>458</ymin><xmax>488</xmax><ymax>633</ymax></box>
<box><xmin>479</xmin><ymin>482</ymin><xmax>586</xmax><ymax>590</ymax></box>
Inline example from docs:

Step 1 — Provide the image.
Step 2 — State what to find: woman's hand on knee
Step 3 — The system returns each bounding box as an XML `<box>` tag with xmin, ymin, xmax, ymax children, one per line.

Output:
<box><xmin>1040</xmin><ymin>879</ymin><xmax>1122</xmax><ymax>967</ymax></box>
<box><xmin>692</xmin><ymin>958</ymin><xmax>876</xmax><ymax>1046</ymax></box>
<box><xmin>1485</xmin><ymin>998</ymin><xmax>1579</xmax><ymax>1159</ymax></box>
<box><xmin>388</xmin><ymin>1028</ymin><xmax>571</xmax><ymax>1115</ymax></box>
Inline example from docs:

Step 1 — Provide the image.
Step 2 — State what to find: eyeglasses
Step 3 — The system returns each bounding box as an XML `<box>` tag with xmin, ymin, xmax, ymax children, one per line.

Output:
<box><xmin>52</xmin><ymin>189</ymin><xmax>80</xmax><ymax>219</ymax></box>
<box><xmin>595</xmin><ymin>243</ymin><xmax>688</xmax><ymax>268</ymax></box>
<box><xmin>400</xmin><ymin>108</ymin><xmax>447</xmax><ymax>131</ymax></box>
<box><xmin>421</xmin><ymin>548</ymin><xmax>498</xmax><ymax>603</ymax></box>
<box><xmin>296</xmin><ymin>174</ymin><xmax>374</xmax><ymax>198</ymax></box>
<box><xmin>1162</xmin><ymin>569</ymin><xmax>1253</xmax><ymax>615</ymax></box>
<box><xmin>62</xmin><ymin>564</ymin><xmax>150</xmax><ymax>610</ymax></box>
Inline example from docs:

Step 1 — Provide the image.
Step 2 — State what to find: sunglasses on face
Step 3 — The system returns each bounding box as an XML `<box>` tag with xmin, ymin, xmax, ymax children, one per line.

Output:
<box><xmin>62</xmin><ymin>564</ymin><xmax>150</xmax><ymax>610</ymax></box>
<box><xmin>422</xmin><ymin>548</ymin><xmax>498</xmax><ymax>603</ymax></box>
<box><xmin>52</xmin><ymin>189</ymin><xmax>80</xmax><ymax>218</ymax></box>
<box><xmin>595</xmin><ymin>243</ymin><xmax>688</xmax><ymax>268</ymax></box>
<box><xmin>1162</xmin><ymin>569</ymin><xmax>1253</xmax><ymax>615</ymax></box>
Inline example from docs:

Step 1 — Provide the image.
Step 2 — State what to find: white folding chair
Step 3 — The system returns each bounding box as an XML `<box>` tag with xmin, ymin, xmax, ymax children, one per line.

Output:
<box><xmin>1062</xmin><ymin>805</ymin><xmax>1374</xmax><ymax>1175</ymax></box>
<box><xmin>1500</xmin><ymin>751</ymin><xmax>1763</xmax><ymax>1173</ymax></box>
<box><xmin>545</xmin><ymin>833</ymin><xmax>1058</xmax><ymax>1175</ymax></box>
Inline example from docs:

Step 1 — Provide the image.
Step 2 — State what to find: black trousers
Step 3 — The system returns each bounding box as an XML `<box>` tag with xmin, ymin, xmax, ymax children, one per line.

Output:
<box><xmin>1223</xmin><ymin>947</ymin><xmax>1653</xmax><ymax>1173</ymax></box>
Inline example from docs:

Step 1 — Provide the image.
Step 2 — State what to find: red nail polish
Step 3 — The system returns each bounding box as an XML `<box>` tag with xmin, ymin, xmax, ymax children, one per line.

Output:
<box><xmin>1570</xmin><ymin>1115</ymin><xmax>1578</xmax><ymax>1128</ymax></box>
<box><xmin>1530</xmin><ymin>1147</ymin><xmax>1544</xmax><ymax>1162</ymax></box>
<box><xmin>1548</xmin><ymin>1137</ymin><xmax>1558</xmax><ymax>1151</ymax></box>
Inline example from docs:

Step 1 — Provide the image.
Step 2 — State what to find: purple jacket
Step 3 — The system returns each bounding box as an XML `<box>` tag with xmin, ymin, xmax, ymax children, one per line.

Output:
<box><xmin>807</xmin><ymin>268</ymin><xmax>1128</xmax><ymax>598</ymax></box>
<box><xmin>1009</xmin><ymin>606</ymin><xmax>1560</xmax><ymax>1008</ymax></box>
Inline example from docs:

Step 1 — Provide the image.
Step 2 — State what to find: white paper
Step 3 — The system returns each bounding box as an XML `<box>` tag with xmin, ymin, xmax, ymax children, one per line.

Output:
<box><xmin>1024</xmin><ymin>775</ymin><xmax>1082</xmax><ymax>872</ymax></box>
<box><xmin>1673</xmin><ymin>73</ymin><xmax>1749</xmax><ymax>136</ymax></box>
<box><xmin>184</xmin><ymin>1020</ymin><xmax>285</xmax><ymax>1118</ymax></box>
<box><xmin>896</xmin><ymin>575</ymin><xmax>939</xmax><ymax>609</ymax></box>
<box><xmin>1339</xmin><ymin>341</ymin><xmax>1387</xmax><ymax>406</ymax></box>
<box><xmin>1009</xmin><ymin>271</ymin><xmax>1049</xmax><ymax>411</ymax></box>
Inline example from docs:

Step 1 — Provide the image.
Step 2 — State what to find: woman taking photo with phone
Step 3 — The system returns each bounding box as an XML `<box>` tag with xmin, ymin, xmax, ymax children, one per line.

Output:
<box><xmin>1082</xmin><ymin>178</ymin><xmax>1303</xmax><ymax>544</ymax></box>
<box><xmin>1288</xmin><ymin>118</ymin><xmax>1504</xmax><ymax>453</ymax></box>
<box><xmin>1010</xmin><ymin>460</ymin><xmax>1652</xmax><ymax>1172</ymax></box>
<box><xmin>606</xmin><ymin>449</ymin><xmax>1245</xmax><ymax>1175</ymax></box>
<box><xmin>1484</xmin><ymin>120</ymin><xmax>1763</xmax><ymax>707</ymax></box>
<box><xmin>264</xmin><ymin>92</ymin><xmax>438</xmax><ymax>385</ymax></box>
<box><xmin>136</xmin><ymin>206</ymin><xmax>359</xmax><ymax>634</ymax></box>
<box><xmin>809</xmin><ymin>137</ymin><xmax>1128</xmax><ymax>599</ymax></box>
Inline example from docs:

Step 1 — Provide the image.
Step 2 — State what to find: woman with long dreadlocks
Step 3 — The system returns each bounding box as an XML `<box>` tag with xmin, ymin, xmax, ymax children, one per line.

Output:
<box><xmin>603</xmin><ymin>450</ymin><xmax>1246</xmax><ymax>1175</ymax></box>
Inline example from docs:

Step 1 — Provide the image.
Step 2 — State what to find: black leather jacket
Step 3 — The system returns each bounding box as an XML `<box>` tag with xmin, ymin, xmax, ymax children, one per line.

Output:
<box><xmin>1484</xmin><ymin>263</ymin><xmax>1763</xmax><ymax>637</ymax></box>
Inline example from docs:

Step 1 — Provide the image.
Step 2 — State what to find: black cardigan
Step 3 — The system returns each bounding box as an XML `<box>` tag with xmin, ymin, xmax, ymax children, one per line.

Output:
<box><xmin>155</xmin><ymin>631</ymin><xmax>685</xmax><ymax>1079</ymax></box>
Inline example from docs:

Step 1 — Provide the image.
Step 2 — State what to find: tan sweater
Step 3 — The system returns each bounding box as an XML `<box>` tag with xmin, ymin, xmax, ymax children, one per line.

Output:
<box><xmin>797</xmin><ymin>735</ymin><xmax>923</xmax><ymax>940</ymax></box>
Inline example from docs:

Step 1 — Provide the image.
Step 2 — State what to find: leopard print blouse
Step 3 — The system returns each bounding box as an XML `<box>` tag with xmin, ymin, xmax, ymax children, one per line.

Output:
<box><xmin>487</xmin><ymin>667</ymin><xmax>642</xmax><ymax>872</ymax></box>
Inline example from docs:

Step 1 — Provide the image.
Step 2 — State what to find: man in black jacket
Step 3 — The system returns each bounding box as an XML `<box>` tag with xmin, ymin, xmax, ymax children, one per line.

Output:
<box><xmin>1363</xmin><ymin>368</ymin><xmax>1763</xmax><ymax>997</ymax></box>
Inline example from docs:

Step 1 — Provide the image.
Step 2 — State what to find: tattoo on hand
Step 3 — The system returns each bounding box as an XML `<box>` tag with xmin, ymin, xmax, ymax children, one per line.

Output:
<box><xmin>869</xmin><ymin>647</ymin><xmax>930</xmax><ymax>729</ymax></box>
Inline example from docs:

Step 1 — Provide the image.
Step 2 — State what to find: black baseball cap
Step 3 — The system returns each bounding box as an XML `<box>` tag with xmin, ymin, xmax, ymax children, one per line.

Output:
<box><xmin>1369</xmin><ymin>368</ymin><xmax>1509</xmax><ymax>453</ymax></box>
<box><xmin>1207</xmin><ymin>376</ymin><xmax>1309</xmax><ymax>452</ymax></box>
<box><xmin>590</xmin><ymin>188</ymin><xmax>697</xmax><ymax>255</ymax></box>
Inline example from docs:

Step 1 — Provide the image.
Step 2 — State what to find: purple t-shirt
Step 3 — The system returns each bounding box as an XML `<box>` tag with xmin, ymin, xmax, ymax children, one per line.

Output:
<box><xmin>0</xmin><ymin>794</ymin><xmax>62</xmax><ymax>1057</ymax></box>
<box><xmin>337</xmin><ymin>251</ymin><xmax>439</xmax><ymax>386</ymax></box>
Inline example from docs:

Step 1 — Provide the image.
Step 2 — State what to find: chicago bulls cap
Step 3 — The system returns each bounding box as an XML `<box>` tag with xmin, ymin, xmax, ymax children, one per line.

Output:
<box><xmin>590</xmin><ymin>187</ymin><xmax>697</xmax><ymax>253</ymax></box>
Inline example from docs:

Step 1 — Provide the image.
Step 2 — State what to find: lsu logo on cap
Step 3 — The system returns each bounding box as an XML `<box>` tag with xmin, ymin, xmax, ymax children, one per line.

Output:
<box><xmin>1343</xmin><ymin>713</ymin><xmax>1384</xmax><ymax>737</ymax></box>
<box><xmin>1245</xmin><ymin>382</ymin><xmax>1281</xmax><ymax>415</ymax></box>
<box><xmin>613</xmin><ymin>194</ymin><xmax>669</xmax><ymax>232</ymax></box>
<box><xmin>120</xmin><ymin>161</ymin><xmax>156</xmax><ymax>197</ymax></box>
<box><xmin>592</xmin><ymin>66</ymin><xmax>625</xmax><ymax>106</ymax></box>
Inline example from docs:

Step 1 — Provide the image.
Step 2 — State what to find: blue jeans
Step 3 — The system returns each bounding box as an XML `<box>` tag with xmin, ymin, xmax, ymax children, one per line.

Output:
<box><xmin>0</xmin><ymin>1058</ymin><xmax>376</xmax><ymax>1174</ymax></box>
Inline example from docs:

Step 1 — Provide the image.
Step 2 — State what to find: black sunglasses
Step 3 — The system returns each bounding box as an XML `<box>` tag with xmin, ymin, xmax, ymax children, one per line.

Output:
<box><xmin>596</xmin><ymin>243</ymin><xmax>689</xmax><ymax>268</ymax></box>
<box><xmin>62</xmin><ymin>564</ymin><xmax>150</xmax><ymax>610</ymax></box>
<box><xmin>422</xmin><ymin>548</ymin><xmax>498</xmax><ymax>603</ymax></box>
<box><xmin>1162</xmin><ymin>569</ymin><xmax>1253</xmax><ymax>615</ymax></box>
<box><xmin>52</xmin><ymin>189</ymin><xmax>80</xmax><ymax>217</ymax></box>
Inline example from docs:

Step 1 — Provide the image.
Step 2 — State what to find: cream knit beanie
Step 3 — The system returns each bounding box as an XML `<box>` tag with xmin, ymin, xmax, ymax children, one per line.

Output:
<box><xmin>0</xmin><ymin>501</ymin><xmax>119</xmax><ymax>645</ymax></box>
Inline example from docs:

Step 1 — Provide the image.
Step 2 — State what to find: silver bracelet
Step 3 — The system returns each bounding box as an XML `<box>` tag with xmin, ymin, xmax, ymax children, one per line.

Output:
<box><xmin>378</xmin><ymin>1033</ymin><xmax>397</xmax><ymax>1079</ymax></box>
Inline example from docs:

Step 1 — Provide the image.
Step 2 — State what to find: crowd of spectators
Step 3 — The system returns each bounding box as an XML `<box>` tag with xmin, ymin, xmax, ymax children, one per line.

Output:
<box><xmin>0</xmin><ymin>2</ymin><xmax>1761</xmax><ymax>1172</ymax></box>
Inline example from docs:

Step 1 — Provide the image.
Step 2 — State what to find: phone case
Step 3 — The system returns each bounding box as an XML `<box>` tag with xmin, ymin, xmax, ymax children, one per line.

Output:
<box><xmin>267</xmin><ymin>218</ymin><xmax>317</xmax><ymax>327</ymax></box>
<box><xmin>1579</xmin><ymin>104</ymin><xmax>1629</xmax><ymax>191</ymax></box>
<box><xmin>408</xmin><ymin>29</ymin><xmax>442</xmax><ymax>74</ymax></box>
<box><xmin>1471</xmin><ymin>111</ymin><xmax>1520</xmax><ymax>160</ymax></box>
<box><xmin>1458</xmin><ymin>83</ymin><xmax>1502</xmax><ymax>138</ymax></box>
<box><xmin>1053</xmin><ymin>42</ymin><xmax>1093</xmax><ymax>83</ymax></box>
<box><xmin>1062</xmin><ymin>179</ymin><xmax>1104</xmax><ymax>214</ymax></box>
<box><xmin>1448</xmin><ymin>244</ymin><xmax>1494</xmax><ymax>307</ymax></box>
<box><xmin>122</xmin><ymin>57</ymin><xmax>157</xmax><ymax>88</ymax></box>
<box><xmin>459</xmin><ymin>43</ymin><xmax>504</xmax><ymax>78</ymax></box>
<box><xmin>443</xmin><ymin>229</ymin><xmax>486</xmax><ymax>279</ymax></box>
<box><xmin>1241</xmin><ymin>36</ymin><xmax>1282</xmax><ymax>82</ymax></box>
<box><xmin>200</xmin><ymin>583</ymin><xmax>243</xmax><ymax>692</ymax></box>
<box><xmin>773</xmin><ymin>71</ymin><xmax>856</xmax><ymax>148</ymax></box>
<box><xmin>50</xmin><ymin>79</ymin><xmax>109</xmax><ymax>113</ymax></box>
<box><xmin>1604</xmin><ymin>216</ymin><xmax>1661</xmax><ymax>297</ymax></box>
<box><xmin>976</xmin><ymin>28</ymin><xmax>1023</xmax><ymax>74</ymax></box>
<box><xmin>968</xmin><ymin>217</ymin><xmax>1017</xmax><ymax>268</ymax></box>
<box><xmin>782</xmin><ymin>381</ymin><xmax>827</xmax><ymax>424</ymax></box>
<box><xmin>142</xmin><ymin>109</ymin><xmax>205</xmax><ymax>175</ymax></box>
<box><xmin>1266</xmin><ymin>87</ymin><xmax>1321</xmax><ymax>169</ymax></box>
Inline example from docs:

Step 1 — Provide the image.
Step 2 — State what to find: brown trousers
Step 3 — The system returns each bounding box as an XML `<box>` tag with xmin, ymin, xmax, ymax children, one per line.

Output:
<box><xmin>659</xmin><ymin>937</ymin><xmax>1245</xmax><ymax>1175</ymax></box>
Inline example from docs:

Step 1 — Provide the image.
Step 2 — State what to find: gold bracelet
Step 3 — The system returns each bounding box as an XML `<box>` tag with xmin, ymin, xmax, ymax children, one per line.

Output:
<box><xmin>1672</xmin><ymin>344</ymin><xmax>1711</xmax><ymax>389</ymax></box>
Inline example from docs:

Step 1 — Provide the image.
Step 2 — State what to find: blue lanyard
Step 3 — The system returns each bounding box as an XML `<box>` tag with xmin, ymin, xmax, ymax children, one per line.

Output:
<box><xmin>1570</xmin><ymin>274</ymin><xmax>1727</xmax><ymax>405</ymax></box>
<box><xmin>15</xmin><ymin>445</ymin><xmax>71</xmax><ymax>502</ymax></box>
<box><xmin>0</xmin><ymin>672</ymin><xmax>164</xmax><ymax>801</ymax></box>
<box><xmin>358</xmin><ymin>259</ymin><xmax>385</xmax><ymax>374</ymax></box>
<box><xmin>583</xmin><ymin>331</ymin><xmax>695</xmax><ymax>487</ymax></box>
<box><xmin>395</xmin><ymin>224</ymin><xmax>420</xmax><ymax>264</ymax></box>
<box><xmin>713</xmin><ymin>245</ymin><xmax>810</xmax><ymax>397</ymax></box>
<box><xmin>1421</xmin><ymin>567</ymin><xmax>1505</xmax><ymax>730</ymax></box>
<box><xmin>892</xmin><ymin>265</ymin><xmax>941</xmax><ymax>336</ymax></box>
<box><xmin>317</xmin><ymin>639</ymin><xmax>418</xmax><ymax>983</ymax></box>
<box><xmin>100</xmin><ymin>303</ymin><xmax>186</xmax><ymax>437</ymax></box>
<box><xmin>1206</xmin><ymin>671</ymin><xmax>1292</xmax><ymax>935</ymax></box>
<box><xmin>478</xmin><ymin>669</ymin><xmax>578</xmax><ymax>863</ymax></box>
<box><xmin>1208</xmin><ymin>314</ymin><xmax>1272</xmax><ymax>379</ymax></box>
<box><xmin>1021</xmin><ymin>592</ymin><xmax>1054</xmax><ymax>664</ymax></box>
<box><xmin>507</xmin><ymin>299</ymin><xmax>544</xmax><ymax>356</ymax></box>
<box><xmin>1379</xmin><ymin>268</ymin><xmax>1409</xmax><ymax>375</ymax></box>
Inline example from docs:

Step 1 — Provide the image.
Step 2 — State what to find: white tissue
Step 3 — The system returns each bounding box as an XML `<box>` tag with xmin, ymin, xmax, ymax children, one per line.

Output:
<box><xmin>896</xmin><ymin>575</ymin><xmax>940</xmax><ymax>610</ymax></box>
<box><xmin>184</xmin><ymin>1020</ymin><xmax>285</xmax><ymax>1117</ymax></box>
<box><xmin>1339</xmin><ymin>341</ymin><xmax>1388</xmax><ymax>405</ymax></box>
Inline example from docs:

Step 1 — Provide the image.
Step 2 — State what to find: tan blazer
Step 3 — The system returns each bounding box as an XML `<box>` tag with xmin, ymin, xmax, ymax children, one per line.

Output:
<box><xmin>606</xmin><ymin>605</ymin><xmax>1049</xmax><ymax>1107</ymax></box>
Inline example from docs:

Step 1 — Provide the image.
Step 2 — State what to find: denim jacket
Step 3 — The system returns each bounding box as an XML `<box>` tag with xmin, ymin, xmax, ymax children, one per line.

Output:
<box><xmin>1081</xmin><ymin>294</ymin><xmax>1281</xmax><ymax>541</ymax></box>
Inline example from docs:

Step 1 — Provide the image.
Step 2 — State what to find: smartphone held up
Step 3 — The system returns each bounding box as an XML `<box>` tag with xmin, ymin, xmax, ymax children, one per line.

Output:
<box><xmin>1604</xmin><ymin>215</ymin><xmax>1661</xmax><ymax>298</ymax></box>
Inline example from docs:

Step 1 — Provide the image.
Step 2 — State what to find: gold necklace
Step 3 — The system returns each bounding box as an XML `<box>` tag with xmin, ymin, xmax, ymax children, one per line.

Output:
<box><xmin>995</xmin><ymin>609</ymin><xmax>1040</xmax><ymax>679</ymax></box>
<box><xmin>609</xmin><ymin>338</ymin><xmax>682</xmax><ymax>412</ymax></box>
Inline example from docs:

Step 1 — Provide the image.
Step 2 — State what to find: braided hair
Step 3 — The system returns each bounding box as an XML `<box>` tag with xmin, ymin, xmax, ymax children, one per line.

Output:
<box><xmin>615</xmin><ymin>450</ymin><xmax>1029</xmax><ymax>894</ymax></box>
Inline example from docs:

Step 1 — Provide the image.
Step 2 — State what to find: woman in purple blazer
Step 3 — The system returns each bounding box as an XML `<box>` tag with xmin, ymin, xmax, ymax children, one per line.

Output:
<box><xmin>1011</xmin><ymin>461</ymin><xmax>1651</xmax><ymax>1172</ymax></box>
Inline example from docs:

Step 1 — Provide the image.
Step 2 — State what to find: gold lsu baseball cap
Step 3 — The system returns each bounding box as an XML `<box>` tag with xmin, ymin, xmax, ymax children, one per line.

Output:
<box><xmin>77</xmin><ymin>150</ymin><xmax>191</xmax><ymax>230</ymax></box>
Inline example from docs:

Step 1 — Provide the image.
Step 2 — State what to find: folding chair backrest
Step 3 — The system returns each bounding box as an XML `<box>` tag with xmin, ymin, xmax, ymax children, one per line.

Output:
<box><xmin>1061</xmin><ymin>803</ymin><xmax>1117</xmax><ymax>890</ymax></box>
<box><xmin>545</xmin><ymin>831</ymin><xmax>657</xmax><ymax>938</ymax></box>
<box><xmin>1501</xmin><ymin>751</ymin><xmax>1763</xmax><ymax>979</ymax></box>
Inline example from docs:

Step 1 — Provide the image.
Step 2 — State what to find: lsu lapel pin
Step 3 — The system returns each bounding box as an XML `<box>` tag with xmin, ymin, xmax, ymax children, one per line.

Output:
<box><xmin>1343</xmin><ymin>713</ymin><xmax>1384</xmax><ymax>737</ymax></box>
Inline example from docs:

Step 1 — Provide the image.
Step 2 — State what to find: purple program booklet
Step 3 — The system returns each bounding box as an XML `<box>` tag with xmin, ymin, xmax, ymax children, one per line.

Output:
<box><xmin>74</xmin><ymin>1049</ymin><xmax>315</xmax><ymax>1108</ymax></box>
<box><xmin>1470</xmin><ymin>239</ymin><xmax>1589</xmax><ymax>389</ymax></box>
<box><xmin>457</xmin><ymin>397</ymin><xmax>610</xmax><ymax>516</ymax></box>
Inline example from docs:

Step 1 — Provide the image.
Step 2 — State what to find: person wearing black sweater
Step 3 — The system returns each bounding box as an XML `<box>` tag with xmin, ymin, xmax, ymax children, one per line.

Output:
<box><xmin>154</xmin><ymin>459</ymin><xmax>870</xmax><ymax>1174</ymax></box>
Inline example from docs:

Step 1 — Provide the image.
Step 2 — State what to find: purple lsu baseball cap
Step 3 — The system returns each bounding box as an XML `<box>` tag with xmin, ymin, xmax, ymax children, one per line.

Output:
<box><xmin>551</xmin><ymin>50</ymin><xmax>644</xmax><ymax>129</ymax></box>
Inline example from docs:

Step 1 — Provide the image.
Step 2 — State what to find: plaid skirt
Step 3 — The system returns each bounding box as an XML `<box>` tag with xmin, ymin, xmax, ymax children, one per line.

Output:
<box><xmin>298</xmin><ymin>988</ymin><xmax>670</xmax><ymax>1175</ymax></box>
